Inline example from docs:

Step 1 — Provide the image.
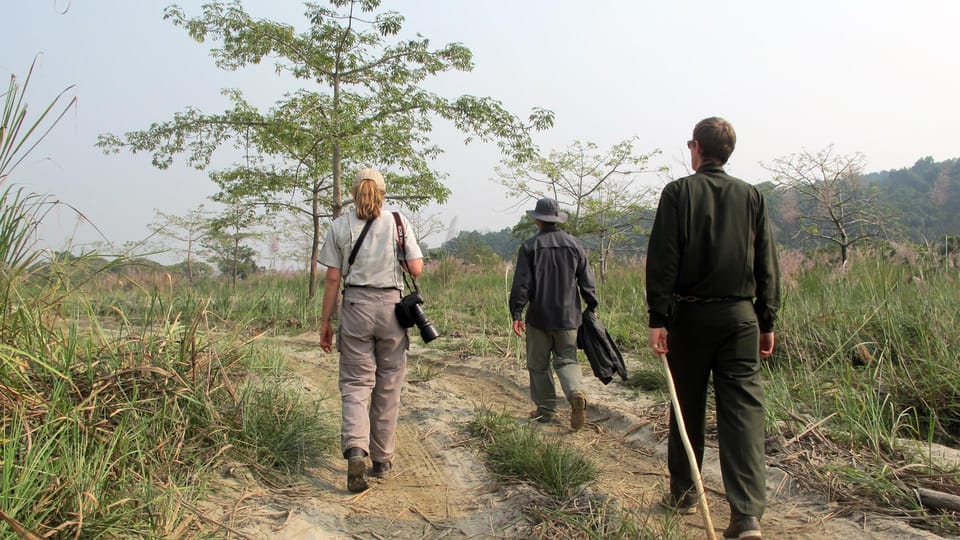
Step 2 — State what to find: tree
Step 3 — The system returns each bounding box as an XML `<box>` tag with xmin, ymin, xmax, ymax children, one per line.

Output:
<box><xmin>406</xmin><ymin>210</ymin><xmax>445</xmax><ymax>251</ymax></box>
<box><xmin>442</xmin><ymin>230</ymin><xmax>499</xmax><ymax>265</ymax></box>
<box><xmin>203</xmin><ymin>200</ymin><xmax>265</xmax><ymax>287</ymax></box>
<box><xmin>765</xmin><ymin>146</ymin><xmax>891</xmax><ymax>267</ymax></box>
<box><xmin>497</xmin><ymin>137</ymin><xmax>659</xmax><ymax>281</ymax></box>
<box><xmin>149</xmin><ymin>205</ymin><xmax>213</xmax><ymax>284</ymax></box>
<box><xmin>98</xmin><ymin>0</ymin><xmax>552</xmax><ymax>297</ymax></box>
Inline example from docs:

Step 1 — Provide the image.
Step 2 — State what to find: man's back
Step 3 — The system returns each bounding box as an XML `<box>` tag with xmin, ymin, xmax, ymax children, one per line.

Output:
<box><xmin>646</xmin><ymin>164</ymin><xmax>779</xmax><ymax>328</ymax></box>
<box><xmin>510</xmin><ymin>227</ymin><xmax>598</xmax><ymax>331</ymax></box>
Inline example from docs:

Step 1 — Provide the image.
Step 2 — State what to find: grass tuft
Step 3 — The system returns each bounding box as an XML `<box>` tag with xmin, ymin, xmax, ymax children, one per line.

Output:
<box><xmin>468</xmin><ymin>408</ymin><xmax>596</xmax><ymax>499</ymax></box>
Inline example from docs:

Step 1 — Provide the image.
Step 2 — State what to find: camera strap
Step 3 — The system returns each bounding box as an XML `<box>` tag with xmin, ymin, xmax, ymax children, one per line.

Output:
<box><xmin>392</xmin><ymin>211</ymin><xmax>419</xmax><ymax>293</ymax></box>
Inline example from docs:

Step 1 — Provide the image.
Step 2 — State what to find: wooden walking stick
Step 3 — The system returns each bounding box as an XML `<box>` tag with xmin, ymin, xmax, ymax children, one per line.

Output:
<box><xmin>660</xmin><ymin>352</ymin><xmax>717</xmax><ymax>540</ymax></box>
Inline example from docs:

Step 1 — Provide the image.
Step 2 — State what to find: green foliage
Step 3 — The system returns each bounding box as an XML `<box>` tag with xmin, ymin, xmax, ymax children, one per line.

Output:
<box><xmin>0</xmin><ymin>64</ymin><xmax>335</xmax><ymax>536</ymax></box>
<box><xmin>868</xmin><ymin>156</ymin><xmax>960</xmax><ymax>242</ymax></box>
<box><xmin>1</xmin><ymin>60</ymin><xmax>76</xmax><ymax>183</ymax></box>
<box><xmin>204</xmin><ymin>201</ymin><xmax>265</xmax><ymax>286</ymax></box>
<box><xmin>496</xmin><ymin>137</ymin><xmax>660</xmax><ymax>279</ymax></box>
<box><xmin>99</xmin><ymin>0</ymin><xmax>553</xmax><ymax>297</ymax></box>
<box><xmin>231</xmin><ymin>373</ymin><xmax>338</xmax><ymax>472</ymax></box>
<box><xmin>441</xmin><ymin>227</ymin><xmax>521</xmax><ymax>262</ymax></box>
<box><xmin>441</xmin><ymin>230</ymin><xmax>503</xmax><ymax>264</ymax></box>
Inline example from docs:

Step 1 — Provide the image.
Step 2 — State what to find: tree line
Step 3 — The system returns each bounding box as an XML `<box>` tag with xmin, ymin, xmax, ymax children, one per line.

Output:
<box><xmin>442</xmin><ymin>154</ymin><xmax>960</xmax><ymax>270</ymax></box>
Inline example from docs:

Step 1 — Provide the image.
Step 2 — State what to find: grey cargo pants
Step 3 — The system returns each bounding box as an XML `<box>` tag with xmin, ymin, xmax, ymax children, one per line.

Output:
<box><xmin>337</xmin><ymin>287</ymin><xmax>408</xmax><ymax>463</ymax></box>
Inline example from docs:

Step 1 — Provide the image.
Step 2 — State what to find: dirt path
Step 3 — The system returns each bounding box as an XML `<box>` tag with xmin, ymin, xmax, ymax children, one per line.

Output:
<box><xmin>201</xmin><ymin>333</ymin><xmax>948</xmax><ymax>539</ymax></box>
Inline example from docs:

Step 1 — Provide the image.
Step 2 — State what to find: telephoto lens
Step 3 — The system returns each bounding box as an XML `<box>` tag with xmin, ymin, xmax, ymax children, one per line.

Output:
<box><xmin>412</xmin><ymin>303</ymin><xmax>439</xmax><ymax>343</ymax></box>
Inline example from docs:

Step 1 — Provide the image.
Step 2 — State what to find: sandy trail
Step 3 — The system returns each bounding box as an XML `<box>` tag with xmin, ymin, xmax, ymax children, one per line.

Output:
<box><xmin>200</xmin><ymin>333</ymin><xmax>946</xmax><ymax>539</ymax></box>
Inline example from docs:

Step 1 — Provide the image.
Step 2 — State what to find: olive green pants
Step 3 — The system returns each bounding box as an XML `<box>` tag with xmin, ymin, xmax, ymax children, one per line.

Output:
<box><xmin>666</xmin><ymin>300</ymin><xmax>766</xmax><ymax>518</ymax></box>
<box><xmin>526</xmin><ymin>325</ymin><xmax>584</xmax><ymax>416</ymax></box>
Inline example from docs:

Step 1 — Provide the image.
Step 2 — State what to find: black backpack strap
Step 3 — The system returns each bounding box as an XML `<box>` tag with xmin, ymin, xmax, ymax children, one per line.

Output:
<box><xmin>348</xmin><ymin>218</ymin><xmax>374</xmax><ymax>266</ymax></box>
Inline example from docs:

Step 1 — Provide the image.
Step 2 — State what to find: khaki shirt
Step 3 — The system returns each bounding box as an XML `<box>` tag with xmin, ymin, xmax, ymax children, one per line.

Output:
<box><xmin>319</xmin><ymin>210</ymin><xmax>423</xmax><ymax>290</ymax></box>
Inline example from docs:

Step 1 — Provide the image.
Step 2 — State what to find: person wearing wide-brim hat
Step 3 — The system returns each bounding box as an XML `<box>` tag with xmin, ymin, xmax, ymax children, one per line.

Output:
<box><xmin>525</xmin><ymin>197</ymin><xmax>569</xmax><ymax>223</ymax></box>
<box><xmin>509</xmin><ymin>197</ymin><xmax>597</xmax><ymax>430</ymax></box>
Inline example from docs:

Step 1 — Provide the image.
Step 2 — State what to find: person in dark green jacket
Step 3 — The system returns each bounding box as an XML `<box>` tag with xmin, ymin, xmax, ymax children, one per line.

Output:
<box><xmin>646</xmin><ymin>117</ymin><xmax>781</xmax><ymax>540</ymax></box>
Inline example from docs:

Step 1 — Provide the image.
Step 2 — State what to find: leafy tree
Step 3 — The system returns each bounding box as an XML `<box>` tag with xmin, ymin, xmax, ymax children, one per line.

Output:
<box><xmin>442</xmin><ymin>230</ymin><xmax>499</xmax><ymax>265</ymax></box>
<box><xmin>765</xmin><ymin>146</ymin><xmax>893</xmax><ymax>266</ymax></box>
<box><xmin>149</xmin><ymin>205</ymin><xmax>213</xmax><ymax>284</ymax></box>
<box><xmin>98</xmin><ymin>0</ymin><xmax>552</xmax><ymax>297</ymax></box>
<box><xmin>203</xmin><ymin>200</ymin><xmax>265</xmax><ymax>287</ymax></box>
<box><xmin>167</xmin><ymin>259</ymin><xmax>214</xmax><ymax>281</ymax></box>
<box><xmin>497</xmin><ymin>137</ymin><xmax>659</xmax><ymax>280</ymax></box>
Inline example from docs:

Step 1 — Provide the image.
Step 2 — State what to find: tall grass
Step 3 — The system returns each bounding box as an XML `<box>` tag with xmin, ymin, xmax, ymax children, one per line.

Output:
<box><xmin>419</xmin><ymin>248</ymin><xmax>959</xmax><ymax>534</ymax></box>
<box><xmin>0</xmin><ymin>64</ymin><xmax>337</xmax><ymax>537</ymax></box>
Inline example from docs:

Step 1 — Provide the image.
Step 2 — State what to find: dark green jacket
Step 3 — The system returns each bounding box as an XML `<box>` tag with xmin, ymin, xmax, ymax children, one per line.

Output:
<box><xmin>645</xmin><ymin>164</ymin><xmax>781</xmax><ymax>331</ymax></box>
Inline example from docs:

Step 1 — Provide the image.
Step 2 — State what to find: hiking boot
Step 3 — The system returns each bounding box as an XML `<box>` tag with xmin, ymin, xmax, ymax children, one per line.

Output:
<box><xmin>724</xmin><ymin>514</ymin><xmax>762</xmax><ymax>540</ymax></box>
<box><xmin>659</xmin><ymin>492</ymin><xmax>696</xmax><ymax>515</ymax></box>
<box><xmin>527</xmin><ymin>409</ymin><xmax>556</xmax><ymax>423</ymax></box>
<box><xmin>371</xmin><ymin>460</ymin><xmax>393</xmax><ymax>479</ymax></box>
<box><xmin>345</xmin><ymin>447</ymin><xmax>368</xmax><ymax>493</ymax></box>
<box><xmin>569</xmin><ymin>392</ymin><xmax>587</xmax><ymax>430</ymax></box>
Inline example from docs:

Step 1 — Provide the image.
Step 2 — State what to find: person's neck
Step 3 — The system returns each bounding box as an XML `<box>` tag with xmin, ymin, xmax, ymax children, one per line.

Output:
<box><xmin>539</xmin><ymin>222</ymin><xmax>559</xmax><ymax>232</ymax></box>
<box><xmin>696</xmin><ymin>161</ymin><xmax>723</xmax><ymax>171</ymax></box>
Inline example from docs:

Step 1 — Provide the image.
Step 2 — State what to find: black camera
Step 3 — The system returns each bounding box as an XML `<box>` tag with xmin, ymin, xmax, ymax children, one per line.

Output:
<box><xmin>395</xmin><ymin>291</ymin><xmax>439</xmax><ymax>343</ymax></box>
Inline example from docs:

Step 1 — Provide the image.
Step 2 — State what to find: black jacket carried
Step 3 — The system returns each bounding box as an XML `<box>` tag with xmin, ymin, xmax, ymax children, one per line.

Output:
<box><xmin>576</xmin><ymin>310</ymin><xmax>628</xmax><ymax>385</ymax></box>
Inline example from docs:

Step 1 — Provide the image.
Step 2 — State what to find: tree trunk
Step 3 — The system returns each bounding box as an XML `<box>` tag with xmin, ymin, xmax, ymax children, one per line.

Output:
<box><xmin>917</xmin><ymin>487</ymin><xmax>960</xmax><ymax>512</ymax></box>
<box><xmin>308</xmin><ymin>185</ymin><xmax>321</xmax><ymax>298</ymax></box>
<box><xmin>598</xmin><ymin>230</ymin><xmax>608</xmax><ymax>283</ymax></box>
<box><xmin>186</xmin><ymin>237</ymin><xmax>194</xmax><ymax>284</ymax></box>
<box><xmin>231</xmin><ymin>237</ymin><xmax>239</xmax><ymax>289</ymax></box>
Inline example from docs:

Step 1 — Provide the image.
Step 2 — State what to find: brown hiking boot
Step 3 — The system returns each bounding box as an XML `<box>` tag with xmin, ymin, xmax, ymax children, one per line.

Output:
<box><xmin>569</xmin><ymin>392</ymin><xmax>587</xmax><ymax>430</ymax></box>
<box><xmin>724</xmin><ymin>514</ymin><xmax>762</xmax><ymax>540</ymax></box>
<box><xmin>345</xmin><ymin>447</ymin><xmax>368</xmax><ymax>493</ymax></box>
<box><xmin>371</xmin><ymin>460</ymin><xmax>392</xmax><ymax>479</ymax></box>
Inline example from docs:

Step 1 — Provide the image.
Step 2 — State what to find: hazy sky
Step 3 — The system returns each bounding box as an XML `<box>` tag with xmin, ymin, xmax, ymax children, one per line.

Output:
<box><xmin>4</xmin><ymin>1</ymin><xmax>959</xmax><ymax>262</ymax></box>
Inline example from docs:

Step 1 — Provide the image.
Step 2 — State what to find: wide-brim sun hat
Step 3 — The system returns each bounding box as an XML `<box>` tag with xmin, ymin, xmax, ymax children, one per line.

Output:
<box><xmin>526</xmin><ymin>197</ymin><xmax>568</xmax><ymax>223</ymax></box>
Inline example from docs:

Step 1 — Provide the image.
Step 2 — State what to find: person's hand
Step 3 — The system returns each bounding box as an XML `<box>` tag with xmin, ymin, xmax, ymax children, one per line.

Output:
<box><xmin>320</xmin><ymin>320</ymin><xmax>335</xmax><ymax>353</ymax></box>
<box><xmin>648</xmin><ymin>327</ymin><xmax>668</xmax><ymax>355</ymax></box>
<box><xmin>513</xmin><ymin>320</ymin><xmax>525</xmax><ymax>337</ymax></box>
<box><xmin>759</xmin><ymin>332</ymin><xmax>775</xmax><ymax>358</ymax></box>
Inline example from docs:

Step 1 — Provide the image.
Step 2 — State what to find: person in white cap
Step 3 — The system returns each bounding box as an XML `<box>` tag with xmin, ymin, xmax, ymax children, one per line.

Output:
<box><xmin>509</xmin><ymin>197</ymin><xmax>598</xmax><ymax>430</ymax></box>
<box><xmin>318</xmin><ymin>166</ymin><xmax>424</xmax><ymax>492</ymax></box>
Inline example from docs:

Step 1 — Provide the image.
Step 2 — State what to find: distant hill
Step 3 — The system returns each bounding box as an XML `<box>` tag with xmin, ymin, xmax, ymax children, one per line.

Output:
<box><xmin>868</xmin><ymin>156</ymin><xmax>960</xmax><ymax>242</ymax></box>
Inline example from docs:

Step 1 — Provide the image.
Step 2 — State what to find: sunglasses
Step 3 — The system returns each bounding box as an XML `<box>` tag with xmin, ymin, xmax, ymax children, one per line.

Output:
<box><xmin>686</xmin><ymin>139</ymin><xmax>696</xmax><ymax>149</ymax></box>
